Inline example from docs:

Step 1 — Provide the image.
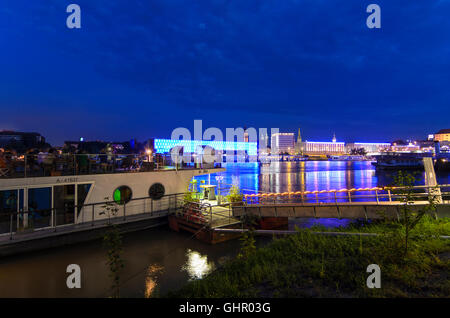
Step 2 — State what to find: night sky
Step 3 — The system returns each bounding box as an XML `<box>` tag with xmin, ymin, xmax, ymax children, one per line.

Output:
<box><xmin>1</xmin><ymin>1</ymin><xmax>449</xmax><ymax>145</ymax></box>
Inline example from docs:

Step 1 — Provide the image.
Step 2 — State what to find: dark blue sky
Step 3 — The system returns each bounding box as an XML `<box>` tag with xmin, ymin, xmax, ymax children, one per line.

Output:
<box><xmin>1</xmin><ymin>0</ymin><xmax>449</xmax><ymax>145</ymax></box>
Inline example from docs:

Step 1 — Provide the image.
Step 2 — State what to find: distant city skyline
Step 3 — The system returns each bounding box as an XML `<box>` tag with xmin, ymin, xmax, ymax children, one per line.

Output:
<box><xmin>0</xmin><ymin>125</ymin><xmax>442</xmax><ymax>148</ymax></box>
<box><xmin>2</xmin><ymin>1</ymin><xmax>450</xmax><ymax>145</ymax></box>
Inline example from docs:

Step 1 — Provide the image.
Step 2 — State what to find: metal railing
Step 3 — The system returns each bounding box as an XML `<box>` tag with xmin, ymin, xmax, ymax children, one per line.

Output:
<box><xmin>172</xmin><ymin>198</ymin><xmax>237</xmax><ymax>228</ymax></box>
<box><xmin>0</xmin><ymin>192</ymin><xmax>186</xmax><ymax>240</ymax></box>
<box><xmin>0</xmin><ymin>153</ymin><xmax>222</xmax><ymax>179</ymax></box>
<box><xmin>242</xmin><ymin>184</ymin><xmax>450</xmax><ymax>205</ymax></box>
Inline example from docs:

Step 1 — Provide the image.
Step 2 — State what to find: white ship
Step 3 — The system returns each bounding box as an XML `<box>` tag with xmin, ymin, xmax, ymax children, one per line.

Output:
<box><xmin>0</xmin><ymin>153</ymin><xmax>224</xmax><ymax>236</ymax></box>
<box><xmin>372</xmin><ymin>152</ymin><xmax>432</xmax><ymax>170</ymax></box>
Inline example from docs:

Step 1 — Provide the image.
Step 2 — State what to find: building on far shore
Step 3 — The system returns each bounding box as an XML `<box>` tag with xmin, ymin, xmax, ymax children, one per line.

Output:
<box><xmin>271</xmin><ymin>133</ymin><xmax>295</xmax><ymax>154</ymax></box>
<box><xmin>63</xmin><ymin>139</ymin><xmax>140</xmax><ymax>154</ymax></box>
<box><xmin>0</xmin><ymin>130</ymin><xmax>47</xmax><ymax>151</ymax></box>
<box><xmin>296</xmin><ymin>133</ymin><xmax>344</xmax><ymax>155</ymax></box>
<box><xmin>433</xmin><ymin>129</ymin><xmax>450</xmax><ymax>142</ymax></box>
<box><xmin>346</xmin><ymin>142</ymin><xmax>391</xmax><ymax>154</ymax></box>
<box><xmin>302</xmin><ymin>140</ymin><xmax>345</xmax><ymax>155</ymax></box>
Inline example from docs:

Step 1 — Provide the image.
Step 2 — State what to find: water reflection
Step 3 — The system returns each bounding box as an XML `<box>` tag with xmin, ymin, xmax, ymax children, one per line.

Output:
<box><xmin>144</xmin><ymin>264</ymin><xmax>163</xmax><ymax>298</ymax></box>
<box><xmin>0</xmin><ymin>228</ymin><xmax>243</xmax><ymax>298</ymax></box>
<box><xmin>258</xmin><ymin>161</ymin><xmax>379</xmax><ymax>193</ymax></box>
<box><xmin>181</xmin><ymin>249</ymin><xmax>215</xmax><ymax>280</ymax></box>
<box><xmin>194</xmin><ymin>161</ymin><xmax>450</xmax><ymax>195</ymax></box>
<box><xmin>291</xmin><ymin>218</ymin><xmax>354</xmax><ymax>229</ymax></box>
<box><xmin>194</xmin><ymin>162</ymin><xmax>260</xmax><ymax>195</ymax></box>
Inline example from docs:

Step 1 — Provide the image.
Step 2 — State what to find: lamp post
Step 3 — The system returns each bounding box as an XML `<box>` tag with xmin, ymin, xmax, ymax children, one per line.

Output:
<box><xmin>146</xmin><ymin>149</ymin><xmax>152</xmax><ymax>162</ymax></box>
<box><xmin>215</xmin><ymin>175</ymin><xmax>224</xmax><ymax>204</ymax></box>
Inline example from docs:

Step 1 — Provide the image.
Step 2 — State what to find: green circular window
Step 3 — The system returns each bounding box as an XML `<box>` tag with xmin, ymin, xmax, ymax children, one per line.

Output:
<box><xmin>113</xmin><ymin>186</ymin><xmax>132</xmax><ymax>205</ymax></box>
<box><xmin>149</xmin><ymin>183</ymin><xmax>165</xmax><ymax>200</ymax></box>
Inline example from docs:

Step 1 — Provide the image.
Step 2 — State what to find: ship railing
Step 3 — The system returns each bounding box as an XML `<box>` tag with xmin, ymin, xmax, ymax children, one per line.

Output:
<box><xmin>241</xmin><ymin>184</ymin><xmax>450</xmax><ymax>205</ymax></box>
<box><xmin>172</xmin><ymin>197</ymin><xmax>237</xmax><ymax>228</ymax></box>
<box><xmin>0</xmin><ymin>192</ymin><xmax>186</xmax><ymax>240</ymax></box>
<box><xmin>172</xmin><ymin>200</ymin><xmax>211</xmax><ymax>225</ymax></box>
<box><xmin>0</xmin><ymin>153</ymin><xmax>222</xmax><ymax>179</ymax></box>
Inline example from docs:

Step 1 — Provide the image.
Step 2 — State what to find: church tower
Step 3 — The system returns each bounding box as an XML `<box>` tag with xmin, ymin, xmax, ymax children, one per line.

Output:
<box><xmin>296</xmin><ymin>127</ymin><xmax>303</xmax><ymax>155</ymax></box>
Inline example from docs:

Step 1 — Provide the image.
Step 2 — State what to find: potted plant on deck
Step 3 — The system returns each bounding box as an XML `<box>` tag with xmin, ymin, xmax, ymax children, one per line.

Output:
<box><xmin>225</xmin><ymin>185</ymin><xmax>244</xmax><ymax>206</ymax></box>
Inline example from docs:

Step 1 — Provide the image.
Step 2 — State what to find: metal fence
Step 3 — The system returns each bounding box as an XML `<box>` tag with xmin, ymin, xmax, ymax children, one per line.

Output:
<box><xmin>242</xmin><ymin>184</ymin><xmax>450</xmax><ymax>205</ymax></box>
<box><xmin>172</xmin><ymin>200</ymin><xmax>237</xmax><ymax>228</ymax></box>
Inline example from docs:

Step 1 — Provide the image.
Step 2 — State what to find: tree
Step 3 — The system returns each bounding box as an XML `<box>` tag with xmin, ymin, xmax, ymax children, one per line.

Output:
<box><xmin>390</xmin><ymin>171</ymin><xmax>438</xmax><ymax>256</ymax></box>
<box><xmin>5</xmin><ymin>139</ymin><xmax>26</xmax><ymax>154</ymax></box>
<box><xmin>350</xmin><ymin>147</ymin><xmax>367</xmax><ymax>156</ymax></box>
<box><xmin>237</xmin><ymin>214</ymin><xmax>259</xmax><ymax>259</ymax></box>
<box><xmin>226</xmin><ymin>185</ymin><xmax>244</xmax><ymax>204</ymax></box>
<box><xmin>100</xmin><ymin>197</ymin><xmax>124</xmax><ymax>298</ymax></box>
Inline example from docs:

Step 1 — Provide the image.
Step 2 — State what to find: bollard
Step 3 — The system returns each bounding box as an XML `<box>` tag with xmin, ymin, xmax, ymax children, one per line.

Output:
<box><xmin>9</xmin><ymin>213</ymin><xmax>13</xmax><ymax>240</ymax></box>
<box><xmin>53</xmin><ymin>208</ymin><xmax>57</xmax><ymax>232</ymax></box>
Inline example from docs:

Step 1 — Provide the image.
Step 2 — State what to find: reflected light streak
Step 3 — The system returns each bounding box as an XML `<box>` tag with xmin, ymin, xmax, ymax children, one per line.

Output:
<box><xmin>182</xmin><ymin>249</ymin><xmax>215</xmax><ymax>280</ymax></box>
<box><xmin>144</xmin><ymin>264</ymin><xmax>163</xmax><ymax>298</ymax></box>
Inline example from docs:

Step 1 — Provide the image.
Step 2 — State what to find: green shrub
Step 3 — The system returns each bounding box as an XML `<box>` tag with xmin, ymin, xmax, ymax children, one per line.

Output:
<box><xmin>226</xmin><ymin>185</ymin><xmax>244</xmax><ymax>203</ymax></box>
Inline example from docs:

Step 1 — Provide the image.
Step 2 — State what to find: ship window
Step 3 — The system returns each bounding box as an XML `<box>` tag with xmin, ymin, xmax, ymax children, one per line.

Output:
<box><xmin>54</xmin><ymin>185</ymin><xmax>75</xmax><ymax>226</ymax></box>
<box><xmin>113</xmin><ymin>186</ymin><xmax>132</xmax><ymax>205</ymax></box>
<box><xmin>149</xmin><ymin>183</ymin><xmax>165</xmax><ymax>200</ymax></box>
<box><xmin>28</xmin><ymin>187</ymin><xmax>52</xmax><ymax>229</ymax></box>
<box><xmin>77</xmin><ymin>183</ymin><xmax>92</xmax><ymax>216</ymax></box>
<box><xmin>0</xmin><ymin>190</ymin><xmax>17</xmax><ymax>234</ymax></box>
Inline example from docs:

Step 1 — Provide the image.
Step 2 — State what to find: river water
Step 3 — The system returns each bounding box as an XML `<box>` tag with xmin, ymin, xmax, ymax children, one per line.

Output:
<box><xmin>196</xmin><ymin>161</ymin><xmax>450</xmax><ymax>194</ymax></box>
<box><xmin>0</xmin><ymin>227</ymin><xmax>249</xmax><ymax>298</ymax></box>
<box><xmin>1</xmin><ymin>161</ymin><xmax>449</xmax><ymax>297</ymax></box>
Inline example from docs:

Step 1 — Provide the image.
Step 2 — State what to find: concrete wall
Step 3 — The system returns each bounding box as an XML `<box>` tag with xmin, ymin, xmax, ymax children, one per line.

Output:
<box><xmin>233</xmin><ymin>203</ymin><xmax>450</xmax><ymax>220</ymax></box>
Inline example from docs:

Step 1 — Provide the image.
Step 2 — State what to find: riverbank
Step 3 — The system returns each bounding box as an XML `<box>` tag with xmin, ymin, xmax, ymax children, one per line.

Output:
<box><xmin>169</xmin><ymin>216</ymin><xmax>450</xmax><ymax>297</ymax></box>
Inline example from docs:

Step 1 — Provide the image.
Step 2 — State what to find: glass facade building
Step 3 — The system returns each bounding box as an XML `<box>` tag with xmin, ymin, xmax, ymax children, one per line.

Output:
<box><xmin>271</xmin><ymin>133</ymin><xmax>295</xmax><ymax>154</ymax></box>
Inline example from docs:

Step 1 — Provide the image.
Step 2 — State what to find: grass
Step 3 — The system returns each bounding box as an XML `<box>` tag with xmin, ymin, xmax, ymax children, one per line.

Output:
<box><xmin>168</xmin><ymin>217</ymin><xmax>450</xmax><ymax>298</ymax></box>
<box><xmin>309</xmin><ymin>215</ymin><xmax>450</xmax><ymax>236</ymax></box>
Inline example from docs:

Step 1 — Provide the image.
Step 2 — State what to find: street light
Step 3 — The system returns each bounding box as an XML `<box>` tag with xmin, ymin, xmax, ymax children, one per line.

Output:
<box><xmin>145</xmin><ymin>149</ymin><xmax>152</xmax><ymax>162</ymax></box>
<box><xmin>215</xmin><ymin>175</ymin><xmax>224</xmax><ymax>204</ymax></box>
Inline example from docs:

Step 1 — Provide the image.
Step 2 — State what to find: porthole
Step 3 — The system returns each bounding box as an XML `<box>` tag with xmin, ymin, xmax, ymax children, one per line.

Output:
<box><xmin>149</xmin><ymin>183</ymin><xmax>165</xmax><ymax>200</ymax></box>
<box><xmin>113</xmin><ymin>186</ymin><xmax>132</xmax><ymax>205</ymax></box>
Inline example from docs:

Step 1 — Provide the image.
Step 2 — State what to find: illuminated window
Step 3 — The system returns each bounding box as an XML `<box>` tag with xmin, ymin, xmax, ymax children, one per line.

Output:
<box><xmin>113</xmin><ymin>186</ymin><xmax>132</xmax><ymax>205</ymax></box>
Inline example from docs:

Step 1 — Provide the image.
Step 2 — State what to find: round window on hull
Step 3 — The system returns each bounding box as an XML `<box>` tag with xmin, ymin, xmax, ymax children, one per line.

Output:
<box><xmin>149</xmin><ymin>183</ymin><xmax>165</xmax><ymax>200</ymax></box>
<box><xmin>113</xmin><ymin>186</ymin><xmax>132</xmax><ymax>205</ymax></box>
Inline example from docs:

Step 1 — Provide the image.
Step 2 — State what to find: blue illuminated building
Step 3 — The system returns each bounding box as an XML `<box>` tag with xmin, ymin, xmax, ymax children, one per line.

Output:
<box><xmin>153</xmin><ymin>139</ymin><xmax>258</xmax><ymax>156</ymax></box>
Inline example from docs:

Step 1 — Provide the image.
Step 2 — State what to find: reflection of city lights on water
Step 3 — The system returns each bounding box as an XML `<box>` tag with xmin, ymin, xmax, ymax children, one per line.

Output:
<box><xmin>182</xmin><ymin>249</ymin><xmax>215</xmax><ymax>280</ymax></box>
<box><xmin>144</xmin><ymin>264</ymin><xmax>163</xmax><ymax>298</ymax></box>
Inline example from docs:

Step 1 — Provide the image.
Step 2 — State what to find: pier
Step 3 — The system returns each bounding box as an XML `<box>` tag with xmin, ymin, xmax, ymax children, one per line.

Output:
<box><xmin>168</xmin><ymin>183</ymin><xmax>450</xmax><ymax>243</ymax></box>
